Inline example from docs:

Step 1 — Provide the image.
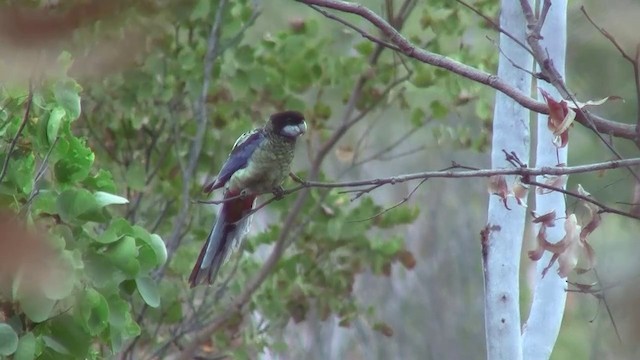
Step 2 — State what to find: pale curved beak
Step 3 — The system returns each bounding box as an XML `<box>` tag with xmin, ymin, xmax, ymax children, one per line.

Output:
<box><xmin>283</xmin><ymin>121</ymin><xmax>307</xmax><ymax>138</ymax></box>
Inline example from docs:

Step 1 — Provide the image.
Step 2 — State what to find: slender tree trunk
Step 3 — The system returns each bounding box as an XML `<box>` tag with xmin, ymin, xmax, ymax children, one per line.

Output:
<box><xmin>522</xmin><ymin>2</ymin><xmax>569</xmax><ymax>359</ymax></box>
<box><xmin>483</xmin><ymin>1</ymin><xmax>534</xmax><ymax>359</ymax></box>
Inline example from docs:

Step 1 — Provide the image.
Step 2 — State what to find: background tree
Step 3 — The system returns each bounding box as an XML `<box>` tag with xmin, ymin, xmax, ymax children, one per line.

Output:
<box><xmin>0</xmin><ymin>0</ymin><xmax>639</xmax><ymax>359</ymax></box>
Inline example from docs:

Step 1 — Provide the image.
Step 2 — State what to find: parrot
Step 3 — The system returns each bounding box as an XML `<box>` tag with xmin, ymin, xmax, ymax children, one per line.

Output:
<box><xmin>188</xmin><ymin>110</ymin><xmax>307</xmax><ymax>288</ymax></box>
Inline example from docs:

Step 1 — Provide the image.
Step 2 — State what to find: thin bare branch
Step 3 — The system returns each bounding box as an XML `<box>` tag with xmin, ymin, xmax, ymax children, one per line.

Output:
<box><xmin>348</xmin><ymin>177</ymin><xmax>427</xmax><ymax>223</ymax></box>
<box><xmin>581</xmin><ymin>6</ymin><xmax>640</xmax><ymax>133</ymax></box>
<box><xmin>299</xmin><ymin>0</ymin><xmax>636</xmax><ymax>140</ymax></box>
<box><xmin>0</xmin><ymin>83</ymin><xmax>33</xmax><ymax>184</ymax></box>
<box><xmin>456</xmin><ymin>0</ymin><xmax>533</xmax><ymax>58</ymax></box>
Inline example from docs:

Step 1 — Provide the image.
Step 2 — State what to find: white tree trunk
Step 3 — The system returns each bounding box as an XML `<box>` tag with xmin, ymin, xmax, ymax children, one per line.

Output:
<box><xmin>522</xmin><ymin>1</ymin><xmax>568</xmax><ymax>359</ymax></box>
<box><xmin>483</xmin><ymin>1</ymin><xmax>534</xmax><ymax>359</ymax></box>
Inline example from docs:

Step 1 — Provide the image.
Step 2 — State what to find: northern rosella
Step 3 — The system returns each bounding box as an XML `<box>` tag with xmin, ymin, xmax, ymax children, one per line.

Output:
<box><xmin>189</xmin><ymin>111</ymin><xmax>307</xmax><ymax>287</ymax></box>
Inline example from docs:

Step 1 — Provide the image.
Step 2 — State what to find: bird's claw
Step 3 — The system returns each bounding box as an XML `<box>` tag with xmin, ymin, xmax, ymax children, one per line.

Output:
<box><xmin>271</xmin><ymin>186</ymin><xmax>285</xmax><ymax>200</ymax></box>
<box><xmin>239</xmin><ymin>189</ymin><xmax>250</xmax><ymax>199</ymax></box>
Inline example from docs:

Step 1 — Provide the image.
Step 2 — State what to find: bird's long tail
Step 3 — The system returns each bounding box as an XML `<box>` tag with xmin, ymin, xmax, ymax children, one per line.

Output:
<box><xmin>188</xmin><ymin>192</ymin><xmax>256</xmax><ymax>287</ymax></box>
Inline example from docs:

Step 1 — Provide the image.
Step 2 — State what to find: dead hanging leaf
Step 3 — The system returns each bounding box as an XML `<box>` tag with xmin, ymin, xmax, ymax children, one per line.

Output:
<box><xmin>568</xmin><ymin>281</ymin><xmax>597</xmax><ymax>292</ymax></box>
<box><xmin>556</xmin><ymin>214</ymin><xmax>583</xmax><ymax>278</ymax></box>
<box><xmin>570</xmin><ymin>95</ymin><xmax>624</xmax><ymax>108</ymax></box>
<box><xmin>528</xmin><ymin>225</ymin><xmax>547</xmax><ymax>261</ymax></box>
<box><xmin>537</xmin><ymin>175</ymin><xmax>568</xmax><ymax>194</ymax></box>
<box><xmin>396</xmin><ymin>249</ymin><xmax>417</xmax><ymax>270</ymax></box>
<box><xmin>488</xmin><ymin>175</ymin><xmax>508</xmax><ymax>197</ymax></box>
<box><xmin>320</xmin><ymin>203</ymin><xmax>336</xmax><ymax>217</ymax></box>
<box><xmin>532</xmin><ymin>210</ymin><xmax>557</xmax><ymax>227</ymax></box>
<box><xmin>373</xmin><ymin>322</ymin><xmax>394</xmax><ymax>337</ymax></box>
<box><xmin>489</xmin><ymin>175</ymin><xmax>529</xmax><ymax>209</ymax></box>
<box><xmin>335</xmin><ymin>144</ymin><xmax>355</xmax><ymax>163</ymax></box>
<box><xmin>512</xmin><ymin>180</ymin><xmax>529</xmax><ymax>207</ymax></box>
<box><xmin>531</xmin><ymin>214</ymin><xmax>582</xmax><ymax>278</ymax></box>
<box><xmin>540</xmin><ymin>88</ymin><xmax>574</xmax><ymax>148</ymax></box>
<box><xmin>576</xmin><ymin>184</ymin><xmax>602</xmax><ymax>242</ymax></box>
<box><xmin>488</xmin><ymin>175</ymin><xmax>510</xmax><ymax>209</ymax></box>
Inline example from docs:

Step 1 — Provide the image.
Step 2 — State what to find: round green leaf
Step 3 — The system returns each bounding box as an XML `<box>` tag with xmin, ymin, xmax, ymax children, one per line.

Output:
<box><xmin>56</xmin><ymin>188</ymin><xmax>98</xmax><ymax>222</ymax></box>
<box><xmin>105</xmin><ymin>236</ymin><xmax>139</xmax><ymax>276</ymax></box>
<box><xmin>45</xmin><ymin>314</ymin><xmax>90</xmax><ymax>358</ymax></box>
<box><xmin>97</xmin><ymin>218</ymin><xmax>134</xmax><ymax>244</ymax></box>
<box><xmin>135</xmin><ymin>276</ymin><xmax>160</xmax><ymax>308</ymax></box>
<box><xmin>0</xmin><ymin>323</ymin><xmax>19</xmax><ymax>356</ymax></box>
<box><xmin>80</xmin><ymin>288</ymin><xmax>109</xmax><ymax>335</ymax></box>
<box><xmin>14</xmin><ymin>332</ymin><xmax>36</xmax><ymax>360</ymax></box>
<box><xmin>20</xmin><ymin>294</ymin><xmax>55</xmax><ymax>323</ymax></box>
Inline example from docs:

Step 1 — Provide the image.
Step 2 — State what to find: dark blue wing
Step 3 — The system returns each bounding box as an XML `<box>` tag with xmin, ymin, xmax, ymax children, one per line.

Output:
<box><xmin>203</xmin><ymin>129</ymin><xmax>265</xmax><ymax>193</ymax></box>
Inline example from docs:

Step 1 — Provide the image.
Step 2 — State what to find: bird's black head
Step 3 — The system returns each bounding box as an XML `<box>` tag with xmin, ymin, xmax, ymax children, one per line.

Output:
<box><xmin>267</xmin><ymin>110</ymin><xmax>307</xmax><ymax>140</ymax></box>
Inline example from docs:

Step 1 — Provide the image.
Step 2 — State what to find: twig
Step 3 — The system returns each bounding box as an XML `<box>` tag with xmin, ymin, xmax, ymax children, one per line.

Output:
<box><xmin>0</xmin><ymin>84</ymin><xmax>33</xmax><ymax>184</ymax></box>
<box><xmin>580</xmin><ymin>6</ymin><xmax>640</xmax><ymax>135</ymax></box>
<box><xmin>307</xmin><ymin>4</ymin><xmax>402</xmax><ymax>52</ymax></box>
<box><xmin>298</xmin><ymin>0</ymin><xmax>636</xmax><ymax>140</ymax></box>
<box><xmin>456</xmin><ymin>0</ymin><xmax>533</xmax><ymax>57</ymax></box>
<box><xmin>348</xmin><ymin>177</ymin><xmax>426</xmax><ymax>223</ymax></box>
<box><xmin>299</xmin><ymin>157</ymin><xmax>640</xmax><ymax>190</ymax></box>
<box><xmin>527</xmin><ymin>180</ymin><xmax>640</xmax><ymax>220</ymax></box>
<box><xmin>20</xmin><ymin>136</ymin><xmax>60</xmax><ymax>215</ymax></box>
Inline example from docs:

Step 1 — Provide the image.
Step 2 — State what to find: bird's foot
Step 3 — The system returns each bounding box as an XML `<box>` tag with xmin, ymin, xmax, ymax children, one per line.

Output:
<box><xmin>271</xmin><ymin>185</ymin><xmax>285</xmax><ymax>200</ymax></box>
<box><xmin>239</xmin><ymin>189</ymin><xmax>250</xmax><ymax>199</ymax></box>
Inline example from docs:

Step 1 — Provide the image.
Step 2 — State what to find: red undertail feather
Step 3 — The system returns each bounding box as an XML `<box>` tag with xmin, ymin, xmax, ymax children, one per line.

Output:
<box><xmin>188</xmin><ymin>190</ymin><xmax>256</xmax><ymax>287</ymax></box>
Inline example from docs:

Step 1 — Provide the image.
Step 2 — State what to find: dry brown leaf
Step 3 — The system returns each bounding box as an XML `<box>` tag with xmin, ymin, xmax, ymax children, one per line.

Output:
<box><xmin>335</xmin><ymin>144</ymin><xmax>355</xmax><ymax>163</ymax></box>
<box><xmin>540</xmin><ymin>88</ymin><xmax>573</xmax><ymax>148</ymax></box>
<box><xmin>532</xmin><ymin>210</ymin><xmax>557</xmax><ymax>227</ymax></box>
<box><xmin>556</xmin><ymin>214</ymin><xmax>582</xmax><ymax>278</ymax></box>
<box><xmin>397</xmin><ymin>249</ymin><xmax>417</xmax><ymax>270</ymax></box>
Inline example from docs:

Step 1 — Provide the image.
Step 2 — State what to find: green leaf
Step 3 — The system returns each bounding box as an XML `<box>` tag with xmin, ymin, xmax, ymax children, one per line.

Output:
<box><xmin>412</xmin><ymin>67</ymin><xmax>434</xmax><ymax>88</ymax></box>
<box><xmin>411</xmin><ymin>107</ymin><xmax>426</xmax><ymax>127</ymax></box>
<box><xmin>136</xmin><ymin>276</ymin><xmax>160</xmax><ymax>308</ymax></box>
<box><xmin>45</xmin><ymin>314</ymin><xmax>91</xmax><ymax>358</ymax></box>
<box><xmin>20</xmin><ymin>294</ymin><xmax>55</xmax><ymax>323</ymax></box>
<box><xmin>354</xmin><ymin>41</ymin><xmax>374</xmax><ymax>56</ymax></box>
<box><xmin>56</xmin><ymin>188</ymin><xmax>98</xmax><ymax>222</ymax></box>
<box><xmin>31</xmin><ymin>189</ymin><xmax>58</xmax><ymax>215</ymax></box>
<box><xmin>83</xmin><ymin>169</ymin><xmax>117</xmax><ymax>193</ymax></box>
<box><xmin>133</xmin><ymin>226</ymin><xmax>167</xmax><ymax>266</ymax></box>
<box><xmin>54</xmin><ymin>136</ymin><xmax>94</xmax><ymax>183</ymax></box>
<box><xmin>14</xmin><ymin>332</ymin><xmax>36</xmax><ymax>360</ymax></box>
<box><xmin>372</xmin><ymin>237</ymin><xmax>403</xmax><ymax>256</ymax></box>
<box><xmin>105</xmin><ymin>236</ymin><xmax>139</xmax><ymax>276</ymax></box>
<box><xmin>190</xmin><ymin>0</ymin><xmax>210</xmax><ymax>20</ymax></box>
<box><xmin>53</xmin><ymin>81</ymin><xmax>81</xmax><ymax>120</ymax></box>
<box><xmin>94</xmin><ymin>191</ymin><xmax>129</xmax><ymax>206</ymax></box>
<box><xmin>97</xmin><ymin>218</ymin><xmax>134</xmax><ymax>244</ymax></box>
<box><xmin>0</xmin><ymin>323</ymin><xmax>19</xmax><ymax>356</ymax></box>
<box><xmin>430</xmin><ymin>100</ymin><xmax>449</xmax><ymax>119</ymax></box>
<box><xmin>79</xmin><ymin>288</ymin><xmax>109</xmax><ymax>335</ymax></box>
<box><xmin>47</xmin><ymin>107</ymin><xmax>65</xmax><ymax>146</ymax></box>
